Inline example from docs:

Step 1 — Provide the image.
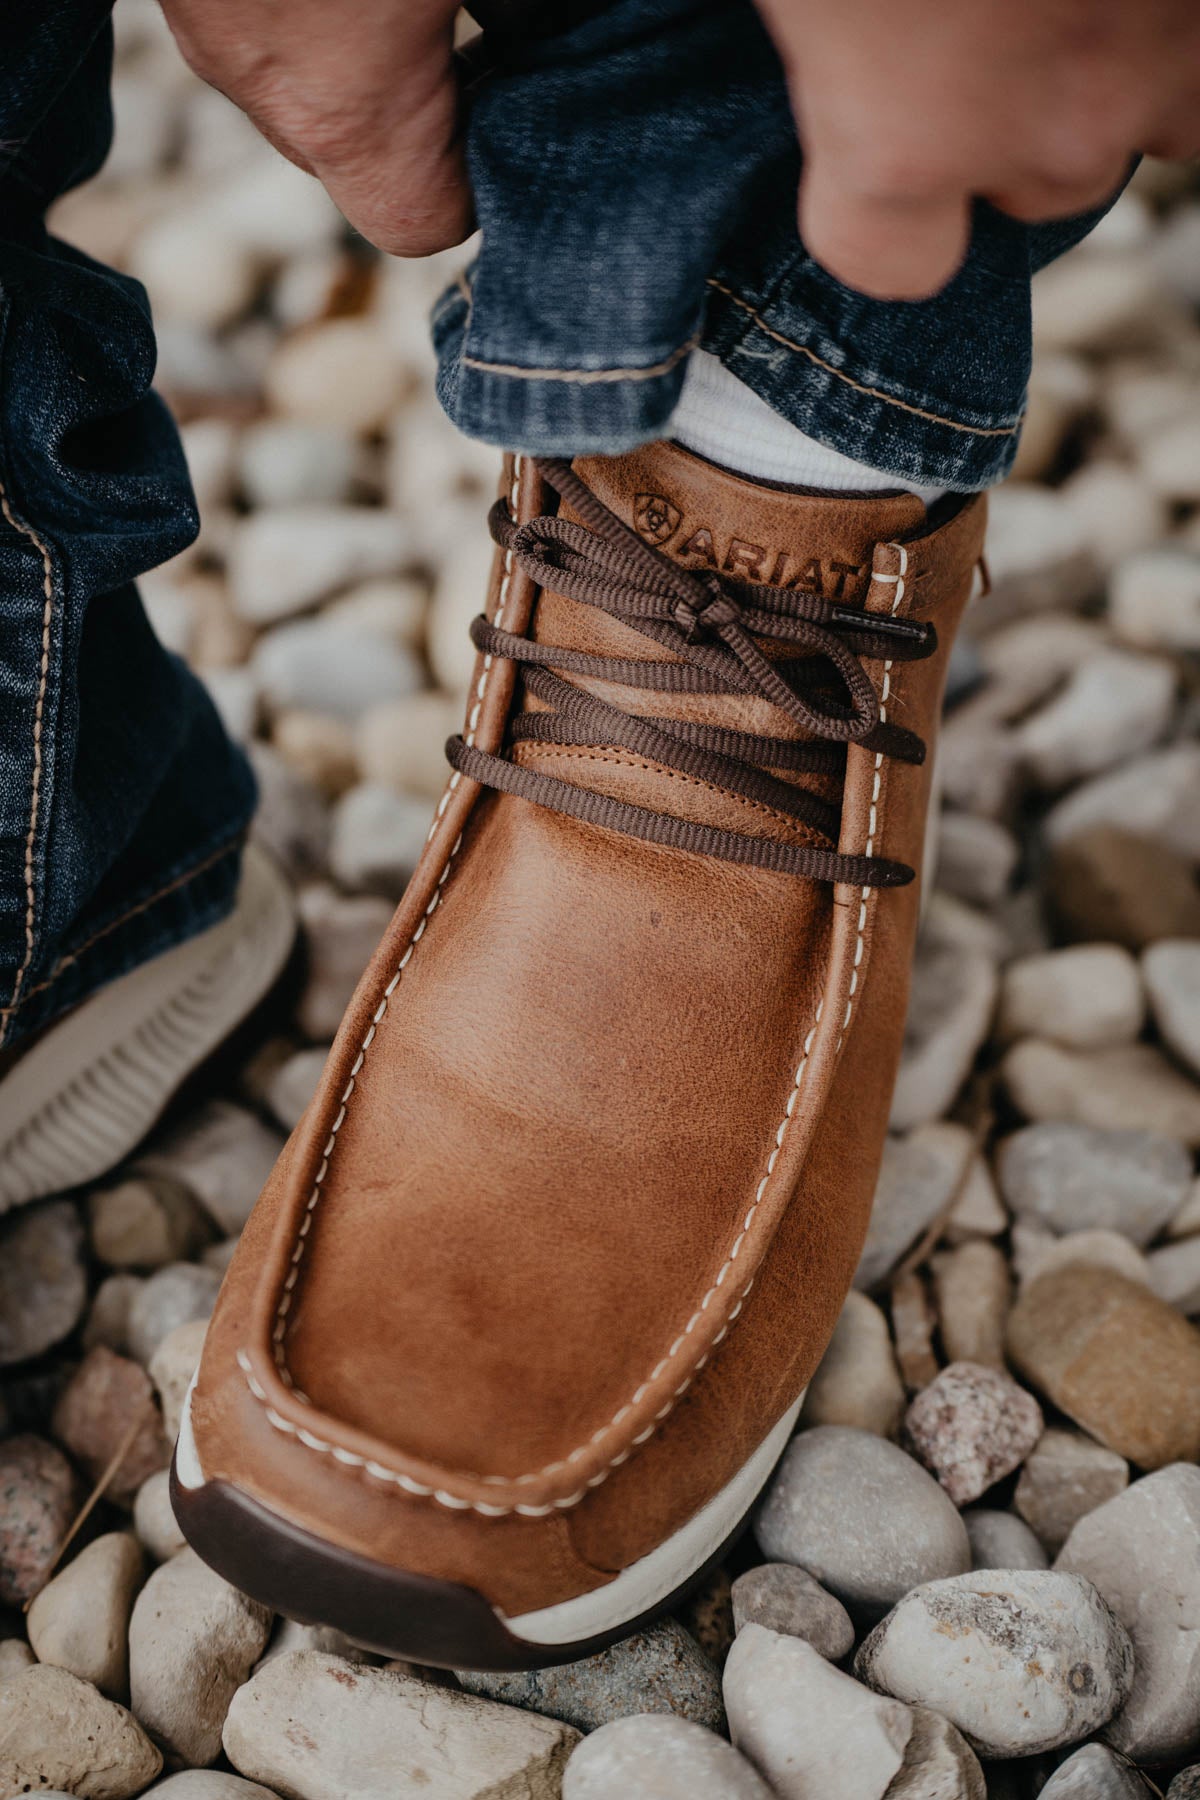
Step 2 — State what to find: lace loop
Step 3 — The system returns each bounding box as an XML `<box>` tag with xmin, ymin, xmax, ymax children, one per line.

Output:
<box><xmin>447</xmin><ymin>459</ymin><xmax>933</xmax><ymax>888</ymax></box>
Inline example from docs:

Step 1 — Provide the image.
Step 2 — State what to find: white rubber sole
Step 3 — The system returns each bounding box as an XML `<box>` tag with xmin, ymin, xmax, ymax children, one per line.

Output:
<box><xmin>0</xmin><ymin>844</ymin><xmax>295</xmax><ymax>1211</ymax></box>
<box><xmin>175</xmin><ymin>1378</ymin><xmax>803</xmax><ymax>1648</ymax></box>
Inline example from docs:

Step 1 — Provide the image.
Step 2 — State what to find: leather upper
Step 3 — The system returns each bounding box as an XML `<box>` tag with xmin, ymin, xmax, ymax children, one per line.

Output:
<box><xmin>193</xmin><ymin>443</ymin><xmax>986</xmax><ymax>1614</ymax></box>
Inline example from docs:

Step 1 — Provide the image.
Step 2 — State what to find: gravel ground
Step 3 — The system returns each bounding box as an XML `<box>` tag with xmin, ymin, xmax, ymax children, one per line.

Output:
<box><xmin>2</xmin><ymin>6</ymin><xmax>1200</xmax><ymax>1797</ymax></box>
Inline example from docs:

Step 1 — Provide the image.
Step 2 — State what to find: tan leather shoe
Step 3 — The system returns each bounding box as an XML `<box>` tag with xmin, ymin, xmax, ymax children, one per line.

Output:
<box><xmin>174</xmin><ymin>444</ymin><xmax>985</xmax><ymax>1668</ymax></box>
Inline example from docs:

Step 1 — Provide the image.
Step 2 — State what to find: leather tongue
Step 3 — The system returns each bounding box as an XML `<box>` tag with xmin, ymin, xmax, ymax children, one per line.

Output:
<box><xmin>574</xmin><ymin>440</ymin><xmax>926</xmax><ymax>611</ymax></box>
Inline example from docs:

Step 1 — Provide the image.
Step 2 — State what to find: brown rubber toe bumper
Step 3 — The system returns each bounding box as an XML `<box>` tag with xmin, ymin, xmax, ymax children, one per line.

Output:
<box><xmin>169</xmin><ymin>1455</ymin><xmax>749</xmax><ymax>1671</ymax></box>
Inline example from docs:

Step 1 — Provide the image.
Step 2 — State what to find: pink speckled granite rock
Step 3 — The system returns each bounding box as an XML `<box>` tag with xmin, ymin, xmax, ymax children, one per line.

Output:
<box><xmin>905</xmin><ymin>1363</ymin><xmax>1044</xmax><ymax>1506</ymax></box>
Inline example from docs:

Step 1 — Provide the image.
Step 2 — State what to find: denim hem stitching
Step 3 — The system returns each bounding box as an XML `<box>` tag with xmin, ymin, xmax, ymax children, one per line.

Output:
<box><xmin>460</xmin><ymin>334</ymin><xmax>699</xmax><ymax>385</ymax></box>
<box><xmin>0</xmin><ymin>478</ymin><xmax>57</xmax><ymax>1047</ymax></box>
<box><xmin>705</xmin><ymin>279</ymin><xmax>1025</xmax><ymax>438</ymax></box>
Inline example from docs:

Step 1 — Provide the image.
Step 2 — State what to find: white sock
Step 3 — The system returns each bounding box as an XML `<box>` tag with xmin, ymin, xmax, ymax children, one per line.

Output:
<box><xmin>669</xmin><ymin>349</ymin><xmax>946</xmax><ymax>506</ymax></box>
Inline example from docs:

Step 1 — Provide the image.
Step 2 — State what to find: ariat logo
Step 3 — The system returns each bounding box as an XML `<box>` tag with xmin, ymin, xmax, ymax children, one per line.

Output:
<box><xmin>632</xmin><ymin>492</ymin><xmax>866</xmax><ymax>598</ymax></box>
<box><xmin>635</xmin><ymin>493</ymin><xmax>681</xmax><ymax>545</ymax></box>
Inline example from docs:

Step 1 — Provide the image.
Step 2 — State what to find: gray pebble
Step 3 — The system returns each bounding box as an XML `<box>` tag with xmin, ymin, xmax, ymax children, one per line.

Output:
<box><xmin>126</xmin><ymin>1262</ymin><xmax>221</xmax><ymax>1367</ymax></box>
<box><xmin>0</xmin><ymin>1201</ymin><xmax>86</xmax><ymax>1367</ymax></box>
<box><xmin>730</xmin><ymin>1564</ymin><xmax>854</xmax><ymax>1661</ymax></box>
<box><xmin>458</xmin><ymin>1620</ymin><xmax>723</xmax><ymax>1734</ymax></box>
<box><xmin>755</xmin><ymin>1427</ymin><xmax>970</xmax><ymax>1620</ymax></box>
<box><xmin>963</xmin><ymin>1509</ymin><xmax>1048</xmax><ymax>1571</ymax></box>
<box><xmin>1040</xmin><ymin>1743</ymin><xmax>1151</xmax><ymax>1797</ymax></box>
<box><xmin>998</xmin><ymin>1122</ymin><xmax>1191</xmax><ymax>1244</ymax></box>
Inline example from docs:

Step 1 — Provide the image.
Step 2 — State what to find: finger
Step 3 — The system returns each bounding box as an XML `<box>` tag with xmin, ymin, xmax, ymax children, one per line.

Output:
<box><xmin>989</xmin><ymin>156</ymin><xmax>1134</xmax><ymax>225</ymax></box>
<box><xmin>799</xmin><ymin>156</ymin><xmax>972</xmax><ymax>300</ymax></box>
<box><xmin>307</xmin><ymin>45</ymin><xmax>473</xmax><ymax>256</ymax></box>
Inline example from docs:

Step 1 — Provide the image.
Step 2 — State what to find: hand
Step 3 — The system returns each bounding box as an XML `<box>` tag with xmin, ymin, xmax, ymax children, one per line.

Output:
<box><xmin>754</xmin><ymin>0</ymin><xmax>1200</xmax><ymax>300</ymax></box>
<box><xmin>158</xmin><ymin>0</ymin><xmax>470</xmax><ymax>256</ymax></box>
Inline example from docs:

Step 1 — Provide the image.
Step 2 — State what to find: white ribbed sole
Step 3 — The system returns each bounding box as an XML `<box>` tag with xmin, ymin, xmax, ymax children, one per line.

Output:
<box><xmin>0</xmin><ymin>845</ymin><xmax>295</xmax><ymax>1211</ymax></box>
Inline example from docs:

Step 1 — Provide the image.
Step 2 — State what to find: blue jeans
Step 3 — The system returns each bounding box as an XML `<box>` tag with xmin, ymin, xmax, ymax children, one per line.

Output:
<box><xmin>0</xmin><ymin>0</ymin><xmax>1110</xmax><ymax>1047</ymax></box>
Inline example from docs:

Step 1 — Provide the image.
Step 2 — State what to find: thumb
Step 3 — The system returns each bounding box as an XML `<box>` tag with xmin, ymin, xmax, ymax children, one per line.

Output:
<box><xmin>310</xmin><ymin>47</ymin><xmax>473</xmax><ymax>258</ymax></box>
<box><xmin>799</xmin><ymin>154</ymin><xmax>971</xmax><ymax>301</ymax></box>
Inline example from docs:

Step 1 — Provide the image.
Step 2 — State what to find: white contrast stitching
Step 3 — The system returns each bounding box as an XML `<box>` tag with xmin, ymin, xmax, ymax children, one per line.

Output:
<box><xmin>247</xmin><ymin>503</ymin><xmax>897</xmax><ymax>1517</ymax></box>
<box><xmin>838</xmin><ymin>544</ymin><xmax>906</xmax><ymax>1054</ymax></box>
<box><xmin>268</xmin><ymin>457</ymin><xmax>525</xmax><ymax>1391</ymax></box>
<box><xmin>0</xmin><ymin>480</ymin><xmax>56</xmax><ymax>1048</ymax></box>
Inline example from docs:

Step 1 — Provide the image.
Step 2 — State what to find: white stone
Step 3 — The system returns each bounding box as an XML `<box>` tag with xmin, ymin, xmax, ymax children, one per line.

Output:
<box><xmin>88</xmin><ymin>1177</ymin><xmax>209</xmax><ymax>1270</ymax></box>
<box><xmin>265</xmin><ymin>319</ymin><xmax>410</xmax><ymax>434</ymax></box>
<box><xmin>26</xmin><ymin>1533</ymin><xmax>144</xmax><ymax>1702</ymax></box>
<box><xmin>983</xmin><ymin>485</ymin><xmax>1090</xmax><ymax>600</ymax></box>
<box><xmin>271</xmin><ymin>711</ymin><xmax>358</xmax><ymax>800</ymax></box>
<box><xmin>799</xmin><ymin>1292</ymin><xmax>904</xmax><ymax>1438</ymax></box>
<box><xmin>724</xmin><ymin>1626</ymin><xmax>984</xmax><ymax>1800</ymax></box>
<box><xmin>229</xmin><ymin>507</ymin><xmax>413</xmax><ymax>625</ymax></box>
<box><xmin>890</xmin><ymin>941</ymin><xmax>997</xmax><ymax>1130</ymax></box>
<box><xmin>563</xmin><ymin>1714</ymin><xmax>772</xmax><ymax>1800</ymax></box>
<box><xmin>1148</xmin><ymin>1237</ymin><xmax>1200</xmax><ymax>1316</ymax></box>
<box><xmin>179</xmin><ymin>418</ymin><xmax>239</xmax><ymax>513</ymax></box>
<box><xmin>144</xmin><ymin>1774</ymin><xmax>281</xmax><ymax>1800</ymax></box>
<box><xmin>974</xmin><ymin>613</ymin><xmax>1106</xmax><ymax>720</ymax></box>
<box><xmin>296</xmin><ymin>884</ymin><xmax>394</xmax><ymax>1041</ymax></box>
<box><xmin>941</xmin><ymin>1155</ymin><xmax>1008</xmax><ymax>1244</ymax></box>
<box><xmin>149</xmin><ymin>1318</ymin><xmax>209</xmax><ymax>1441</ymax></box>
<box><xmin>1012</xmin><ymin>1225</ymin><xmax>1151</xmax><ymax>1293</ymax></box>
<box><xmin>932</xmin><ymin>812</ymin><xmax>1018</xmax><ymax>907</ymax></box>
<box><xmin>137</xmin><ymin>1100</ymin><xmax>283</xmax><ymax>1237</ymax></box>
<box><xmin>0</xmin><ymin>1664</ymin><xmax>162</xmax><ymax>1799</ymax></box>
<box><xmin>321</xmin><ymin>576</ymin><xmax>428</xmax><ymax>651</ymax></box>
<box><xmin>1145</xmin><ymin>940</ymin><xmax>1200</xmax><ymax>1080</ymax></box>
<box><xmin>756</xmin><ymin>1427</ymin><xmax>970</xmax><ymax>1620</ymax></box>
<box><xmin>356</xmin><ymin>693</ymin><xmax>465</xmax><ymax>801</ymax></box>
<box><xmin>856</xmin><ymin>1569</ymin><xmax>1133</xmax><ymax>1757</ymax></box>
<box><xmin>1035</xmin><ymin>1742</ymin><xmax>1150</xmax><ymax>1798</ymax></box>
<box><xmin>997</xmin><ymin>1120</ymin><xmax>1191</xmax><ymax>1244</ymax></box>
<box><xmin>131</xmin><ymin>215</ymin><xmax>260</xmax><ymax>331</ymax></box>
<box><xmin>133</xmin><ymin>1469</ymin><xmax>186</xmax><ymax>1564</ymax></box>
<box><xmin>1003</xmin><ymin>1041</ymin><xmax>1200</xmax><ymax>1148</ymax></box>
<box><xmin>1140</xmin><ymin>418</ymin><xmax>1200</xmax><ymax>504</ymax></box>
<box><xmin>1168</xmin><ymin>1178</ymin><xmax>1200</xmax><ymax>1241</ymax></box>
<box><xmin>328</xmin><ymin>783</ymin><xmax>433</xmax><ymax>898</ymax></box>
<box><xmin>263</xmin><ymin>1047</ymin><xmax>329</xmax><ymax>1133</ymax></box>
<box><xmin>1043</xmin><ymin>743</ymin><xmax>1200</xmax><ymax>861</ymax></box>
<box><xmin>1060</xmin><ymin>462</ymin><xmax>1169</xmax><ymax>569</ymax></box>
<box><xmin>998</xmin><ymin>944</ymin><xmax>1144</xmax><ymax>1049</ymax></box>
<box><xmin>1110</xmin><ymin>548</ymin><xmax>1200</xmax><ymax>652</ymax></box>
<box><xmin>427</xmin><ymin>525</ymin><xmax>499</xmax><ymax>693</ymax></box>
<box><xmin>125</xmin><ymin>1262</ymin><xmax>221</xmax><ymax>1368</ymax></box>
<box><xmin>223</xmin><ymin>1651</ymin><xmax>580</xmax><ymax>1800</ymax></box>
<box><xmin>83</xmin><ymin>1273</ymin><xmax>143</xmax><ymax>1356</ymax></box>
<box><xmin>201</xmin><ymin>155</ymin><xmax>342</xmax><ymax>259</ymax></box>
<box><xmin>1014</xmin><ymin>1429</ymin><xmax>1130</xmax><ymax>1556</ymax></box>
<box><xmin>202</xmin><ymin>668</ymin><xmax>259</xmax><ymax>745</ymax></box>
<box><xmin>129</xmin><ymin>1549</ymin><xmax>272</xmax><ymax>1767</ymax></box>
<box><xmin>238</xmin><ymin>420</ymin><xmax>359</xmax><ymax>509</ymax></box>
<box><xmin>1012</xmin><ymin>649</ymin><xmax>1176</xmax><ymax>789</ymax></box>
<box><xmin>855</xmin><ymin>1122</ymin><xmax>975</xmax><ymax>1291</ymax></box>
<box><xmin>1057</xmin><ymin>1463</ymin><xmax>1200</xmax><ymax>1762</ymax></box>
<box><xmin>1033</xmin><ymin>253</ymin><xmax>1169</xmax><ymax>354</ymax></box>
<box><xmin>252</xmin><ymin>617</ymin><xmax>423</xmax><ymax>722</ymax></box>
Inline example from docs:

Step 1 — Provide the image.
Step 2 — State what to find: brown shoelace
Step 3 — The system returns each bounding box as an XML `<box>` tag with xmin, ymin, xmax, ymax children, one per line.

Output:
<box><xmin>447</xmin><ymin>458</ymin><xmax>937</xmax><ymax>887</ymax></box>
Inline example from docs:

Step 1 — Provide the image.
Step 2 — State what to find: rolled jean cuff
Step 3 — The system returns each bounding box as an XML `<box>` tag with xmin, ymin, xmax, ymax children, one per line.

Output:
<box><xmin>0</xmin><ymin>831</ymin><xmax>245</xmax><ymax>1047</ymax></box>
